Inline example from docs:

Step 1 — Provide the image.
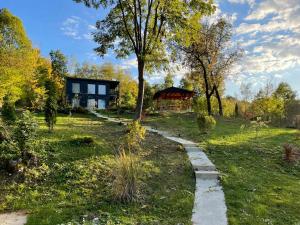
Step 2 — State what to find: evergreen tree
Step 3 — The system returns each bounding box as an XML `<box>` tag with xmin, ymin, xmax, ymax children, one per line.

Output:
<box><xmin>44</xmin><ymin>80</ymin><xmax>57</xmax><ymax>131</ymax></box>
<box><xmin>1</xmin><ymin>94</ymin><xmax>16</xmax><ymax>124</ymax></box>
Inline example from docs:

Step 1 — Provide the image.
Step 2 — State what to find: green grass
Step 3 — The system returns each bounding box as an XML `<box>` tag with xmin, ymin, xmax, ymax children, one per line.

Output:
<box><xmin>0</xmin><ymin>113</ymin><xmax>195</xmax><ymax>225</ymax></box>
<box><xmin>142</xmin><ymin>112</ymin><xmax>300</xmax><ymax>225</ymax></box>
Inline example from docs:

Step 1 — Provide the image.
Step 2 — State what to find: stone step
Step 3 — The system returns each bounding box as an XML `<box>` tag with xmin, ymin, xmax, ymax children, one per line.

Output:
<box><xmin>185</xmin><ymin>147</ymin><xmax>216</xmax><ymax>171</ymax></box>
<box><xmin>195</xmin><ymin>170</ymin><xmax>219</xmax><ymax>179</ymax></box>
<box><xmin>192</xmin><ymin>178</ymin><xmax>227</xmax><ymax>225</ymax></box>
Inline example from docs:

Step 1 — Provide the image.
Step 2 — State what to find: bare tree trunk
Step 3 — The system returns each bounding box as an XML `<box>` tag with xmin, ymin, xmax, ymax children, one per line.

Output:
<box><xmin>135</xmin><ymin>59</ymin><xmax>145</xmax><ymax>120</ymax></box>
<box><xmin>214</xmin><ymin>86</ymin><xmax>223</xmax><ymax>116</ymax></box>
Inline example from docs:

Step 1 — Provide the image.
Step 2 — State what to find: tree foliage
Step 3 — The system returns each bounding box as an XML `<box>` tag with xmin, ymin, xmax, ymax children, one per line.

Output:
<box><xmin>0</xmin><ymin>8</ymin><xmax>47</xmax><ymax>107</ymax></box>
<box><xmin>73</xmin><ymin>0</ymin><xmax>215</xmax><ymax>119</ymax></box>
<box><xmin>180</xmin><ymin>18</ymin><xmax>242</xmax><ymax>116</ymax></box>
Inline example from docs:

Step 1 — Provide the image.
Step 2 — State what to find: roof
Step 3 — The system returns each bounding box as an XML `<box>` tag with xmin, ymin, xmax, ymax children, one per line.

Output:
<box><xmin>153</xmin><ymin>87</ymin><xmax>195</xmax><ymax>100</ymax></box>
<box><xmin>66</xmin><ymin>76</ymin><xmax>120</xmax><ymax>84</ymax></box>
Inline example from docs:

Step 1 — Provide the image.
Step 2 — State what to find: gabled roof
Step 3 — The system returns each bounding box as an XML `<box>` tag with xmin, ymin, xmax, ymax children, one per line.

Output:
<box><xmin>153</xmin><ymin>87</ymin><xmax>195</xmax><ymax>100</ymax></box>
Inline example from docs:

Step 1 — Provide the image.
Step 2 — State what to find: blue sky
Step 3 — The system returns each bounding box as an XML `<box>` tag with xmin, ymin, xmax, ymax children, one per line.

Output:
<box><xmin>1</xmin><ymin>0</ymin><xmax>300</xmax><ymax>98</ymax></box>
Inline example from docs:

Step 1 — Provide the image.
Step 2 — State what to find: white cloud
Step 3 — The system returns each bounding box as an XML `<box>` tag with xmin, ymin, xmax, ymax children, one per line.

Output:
<box><xmin>61</xmin><ymin>16</ymin><xmax>96</xmax><ymax>41</ymax></box>
<box><xmin>227</xmin><ymin>0</ymin><xmax>255</xmax><ymax>7</ymax></box>
<box><xmin>120</xmin><ymin>58</ymin><xmax>138</xmax><ymax>70</ymax></box>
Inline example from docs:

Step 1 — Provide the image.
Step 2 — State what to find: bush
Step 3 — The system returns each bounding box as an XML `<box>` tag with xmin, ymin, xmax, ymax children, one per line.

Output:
<box><xmin>1</xmin><ymin>94</ymin><xmax>16</xmax><ymax>124</ymax></box>
<box><xmin>72</xmin><ymin>106</ymin><xmax>89</xmax><ymax>114</ymax></box>
<box><xmin>0</xmin><ymin>111</ymin><xmax>41</xmax><ymax>172</ymax></box>
<box><xmin>112</xmin><ymin>149</ymin><xmax>139</xmax><ymax>202</ymax></box>
<box><xmin>197</xmin><ymin>114</ymin><xmax>216</xmax><ymax>133</ymax></box>
<box><xmin>13</xmin><ymin>111</ymin><xmax>38</xmax><ymax>151</ymax></box>
<box><xmin>123</xmin><ymin>121</ymin><xmax>146</xmax><ymax>152</ymax></box>
<box><xmin>70</xmin><ymin>136</ymin><xmax>95</xmax><ymax>146</ymax></box>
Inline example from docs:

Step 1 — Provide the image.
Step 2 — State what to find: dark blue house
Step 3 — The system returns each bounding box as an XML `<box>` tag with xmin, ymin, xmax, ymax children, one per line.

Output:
<box><xmin>65</xmin><ymin>77</ymin><xmax>119</xmax><ymax>109</ymax></box>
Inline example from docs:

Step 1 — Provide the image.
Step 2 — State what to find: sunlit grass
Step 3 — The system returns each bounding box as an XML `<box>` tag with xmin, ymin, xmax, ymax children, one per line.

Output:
<box><xmin>0</xmin><ymin>113</ymin><xmax>194</xmax><ymax>225</ymax></box>
<box><xmin>142</xmin><ymin>112</ymin><xmax>300</xmax><ymax>225</ymax></box>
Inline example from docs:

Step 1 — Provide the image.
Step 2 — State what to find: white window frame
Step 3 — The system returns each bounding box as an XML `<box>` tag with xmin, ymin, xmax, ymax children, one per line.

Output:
<box><xmin>72</xmin><ymin>83</ymin><xmax>80</xmax><ymax>94</ymax></box>
<box><xmin>98</xmin><ymin>85</ymin><xmax>106</xmax><ymax>95</ymax></box>
<box><xmin>88</xmin><ymin>84</ymin><xmax>96</xmax><ymax>94</ymax></box>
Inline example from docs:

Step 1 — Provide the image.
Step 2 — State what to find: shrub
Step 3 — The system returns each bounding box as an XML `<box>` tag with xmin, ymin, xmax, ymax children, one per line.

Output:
<box><xmin>71</xmin><ymin>136</ymin><xmax>95</xmax><ymax>146</ymax></box>
<box><xmin>123</xmin><ymin>121</ymin><xmax>146</xmax><ymax>152</ymax></box>
<box><xmin>250</xmin><ymin>117</ymin><xmax>269</xmax><ymax>138</ymax></box>
<box><xmin>112</xmin><ymin>149</ymin><xmax>139</xmax><ymax>202</ymax></box>
<box><xmin>197</xmin><ymin>114</ymin><xmax>216</xmax><ymax>133</ymax></box>
<box><xmin>0</xmin><ymin>111</ymin><xmax>40</xmax><ymax>172</ymax></box>
<box><xmin>1</xmin><ymin>94</ymin><xmax>16</xmax><ymax>124</ymax></box>
<box><xmin>13</xmin><ymin>111</ymin><xmax>38</xmax><ymax>152</ymax></box>
<box><xmin>72</xmin><ymin>106</ymin><xmax>89</xmax><ymax>114</ymax></box>
<box><xmin>283</xmin><ymin>143</ymin><xmax>300</xmax><ymax>162</ymax></box>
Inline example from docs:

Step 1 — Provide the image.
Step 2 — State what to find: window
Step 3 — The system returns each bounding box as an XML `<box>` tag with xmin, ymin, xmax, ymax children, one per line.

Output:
<box><xmin>88</xmin><ymin>84</ymin><xmax>96</xmax><ymax>94</ymax></box>
<box><xmin>72</xmin><ymin>83</ymin><xmax>80</xmax><ymax>94</ymax></box>
<box><xmin>98</xmin><ymin>99</ymin><xmax>106</xmax><ymax>109</ymax></box>
<box><xmin>87</xmin><ymin>99</ymin><xmax>96</xmax><ymax>109</ymax></box>
<box><xmin>98</xmin><ymin>85</ymin><xmax>106</xmax><ymax>95</ymax></box>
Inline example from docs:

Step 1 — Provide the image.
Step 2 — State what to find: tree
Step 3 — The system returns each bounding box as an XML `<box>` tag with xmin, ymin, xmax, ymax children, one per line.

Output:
<box><xmin>73</xmin><ymin>0</ymin><xmax>215</xmax><ymax>120</ymax></box>
<box><xmin>180</xmin><ymin>18</ymin><xmax>242</xmax><ymax>116</ymax></box>
<box><xmin>0</xmin><ymin>8</ymin><xmax>40</xmax><ymax>104</ymax></box>
<box><xmin>49</xmin><ymin>50</ymin><xmax>68</xmax><ymax>104</ymax></box>
<box><xmin>164</xmin><ymin>73</ymin><xmax>174</xmax><ymax>88</ymax></box>
<box><xmin>44</xmin><ymin>80</ymin><xmax>58</xmax><ymax>131</ymax></box>
<box><xmin>273</xmin><ymin>82</ymin><xmax>296</xmax><ymax>103</ymax></box>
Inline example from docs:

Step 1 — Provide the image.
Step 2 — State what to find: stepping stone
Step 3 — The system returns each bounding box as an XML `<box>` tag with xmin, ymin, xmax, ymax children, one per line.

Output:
<box><xmin>0</xmin><ymin>211</ymin><xmax>27</xmax><ymax>225</ymax></box>
<box><xmin>192</xmin><ymin>178</ymin><xmax>227</xmax><ymax>225</ymax></box>
<box><xmin>195</xmin><ymin>170</ymin><xmax>219</xmax><ymax>179</ymax></box>
<box><xmin>185</xmin><ymin>147</ymin><xmax>216</xmax><ymax>171</ymax></box>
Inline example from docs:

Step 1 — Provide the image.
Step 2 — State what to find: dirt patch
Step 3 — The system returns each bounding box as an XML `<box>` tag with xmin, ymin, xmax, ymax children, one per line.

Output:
<box><xmin>0</xmin><ymin>211</ymin><xmax>27</xmax><ymax>225</ymax></box>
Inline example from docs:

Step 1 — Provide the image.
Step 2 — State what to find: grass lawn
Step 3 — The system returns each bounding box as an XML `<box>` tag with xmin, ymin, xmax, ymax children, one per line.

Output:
<box><xmin>0</xmin><ymin>113</ymin><xmax>195</xmax><ymax>225</ymax></box>
<box><xmin>142</xmin><ymin>112</ymin><xmax>300</xmax><ymax>225</ymax></box>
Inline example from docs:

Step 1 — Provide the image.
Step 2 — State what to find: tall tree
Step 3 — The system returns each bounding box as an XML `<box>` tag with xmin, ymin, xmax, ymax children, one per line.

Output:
<box><xmin>44</xmin><ymin>80</ymin><xmax>58</xmax><ymax>132</ymax></box>
<box><xmin>49</xmin><ymin>50</ymin><xmax>68</xmax><ymax>104</ymax></box>
<box><xmin>180</xmin><ymin>18</ymin><xmax>242</xmax><ymax>116</ymax></box>
<box><xmin>73</xmin><ymin>0</ymin><xmax>214</xmax><ymax>120</ymax></box>
<box><xmin>0</xmin><ymin>8</ymin><xmax>40</xmax><ymax>104</ymax></box>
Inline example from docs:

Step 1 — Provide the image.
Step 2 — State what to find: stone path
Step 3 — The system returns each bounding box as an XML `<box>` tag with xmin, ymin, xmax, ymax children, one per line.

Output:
<box><xmin>91</xmin><ymin>111</ymin><xmax>228</xmax><ymax>225</ymax></box>
<box><xmin>0</xmin><ymin>211</ymin><xmax>27</xmax><ymax>225</ymax></box>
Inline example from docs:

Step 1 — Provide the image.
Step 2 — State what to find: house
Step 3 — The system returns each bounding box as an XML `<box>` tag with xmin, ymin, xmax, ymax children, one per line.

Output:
<box><xmin>153</xmin><ymin>87</ymin><xmax>195</xmax><ymax>111</ymax></box>
<box><xmin>65</xmin><ymin>77</ymin><xmax>119</xmax><ymax>110</ymax></box>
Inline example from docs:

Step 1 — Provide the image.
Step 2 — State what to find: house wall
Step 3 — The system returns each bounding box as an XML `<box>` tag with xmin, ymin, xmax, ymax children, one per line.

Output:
<box><xmin>66</xmin><ymin>78</ymin><xmax>118</xmax><ymax>109</ymax></box>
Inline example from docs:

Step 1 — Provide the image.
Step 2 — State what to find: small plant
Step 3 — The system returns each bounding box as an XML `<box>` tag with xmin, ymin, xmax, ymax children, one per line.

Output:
<box><xmin>250</xmin><ymin>117</ymin><xmax>269</xmax><ymax>138</ymax></box>
<box><xmin>1</xmin><ymin>94</ymin><xmax>16</xmax><ymax>124</ymax></box>
<box><xmin>196</xmin><ymin>114</ymin><xmax>216</xmax><ymax>133</ymax></box>
<box><xmin>112</xmin><ymin>148</ymin><xmax>139</xmax><ymax>202</ymax></box>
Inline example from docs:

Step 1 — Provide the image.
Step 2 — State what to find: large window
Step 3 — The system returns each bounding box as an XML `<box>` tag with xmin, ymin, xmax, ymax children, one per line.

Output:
<box><xmin>98</xmin><ymin>85</ymin><xmax>106</xmax><ymax>95</ymax></box>
<box><xmin>88</xmin><ymin>84</ymin><xmax>96</xmax><ymax>94</ymax></box>
<box><xmin>98</xmin><ymin>99</ymin><xmax>106</xmax><ymax>109</ymax></box>
<box><xmin>72</xmin><ymin>83</ymin><xmax>80</xmax><ymax>94</ymax></box>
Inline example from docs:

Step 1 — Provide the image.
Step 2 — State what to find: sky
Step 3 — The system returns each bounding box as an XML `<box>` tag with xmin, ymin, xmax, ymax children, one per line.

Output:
<box><xmin>1</xmin><ymin>0</ymin><xmax>300</xmax><ymax>98</ymax></box>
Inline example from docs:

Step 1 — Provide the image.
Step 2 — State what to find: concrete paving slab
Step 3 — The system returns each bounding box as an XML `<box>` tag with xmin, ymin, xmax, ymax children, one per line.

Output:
<box><xmin>192</xmin><ymin>179</ymin><xmax>227</xmax><ymax>225</ymax></box>
<box><xmin>0</xmin><ymin>211</ymin><xmax>27</xmax><ymax>225</ymax></box>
